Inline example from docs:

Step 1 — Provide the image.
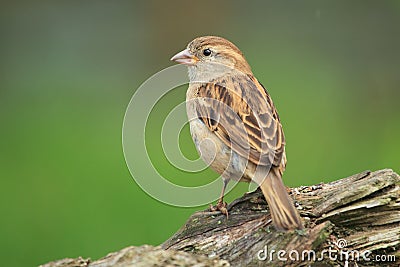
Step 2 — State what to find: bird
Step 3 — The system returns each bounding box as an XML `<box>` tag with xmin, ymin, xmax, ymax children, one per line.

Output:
<box><xmin>170</xmin><ymin>36</ymin><xmax>303</xmax><ymax>231</ymax></box>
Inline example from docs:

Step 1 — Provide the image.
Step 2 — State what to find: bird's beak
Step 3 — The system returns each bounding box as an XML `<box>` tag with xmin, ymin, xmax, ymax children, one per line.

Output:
<box><xmin>170</xmin><ymin>49</ymin><xmax>199</xmax><ymax>65</ymax></box>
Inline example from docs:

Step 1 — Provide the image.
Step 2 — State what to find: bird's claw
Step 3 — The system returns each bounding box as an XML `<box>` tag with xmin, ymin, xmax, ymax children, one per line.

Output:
<box><xmin>210</xmin><ymin>201</ymin><xmax>229</xmax><ymax>218</ymax></box>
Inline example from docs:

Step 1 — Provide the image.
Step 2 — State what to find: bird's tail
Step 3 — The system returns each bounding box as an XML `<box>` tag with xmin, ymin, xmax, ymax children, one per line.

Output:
<box><xmin>259</xmin><ymin>167</ymin><xmax>303</xmax><ymax>231</ymax></box>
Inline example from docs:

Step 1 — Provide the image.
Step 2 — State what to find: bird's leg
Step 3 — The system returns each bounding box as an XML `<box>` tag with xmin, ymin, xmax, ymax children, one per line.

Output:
<box><xmin>210</xmin><ymin>178</ymin><xmax>229</xmax><ymax>218</ymax></box>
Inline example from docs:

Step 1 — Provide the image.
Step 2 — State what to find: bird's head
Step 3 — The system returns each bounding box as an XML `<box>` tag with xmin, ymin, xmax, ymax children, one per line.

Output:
<box><xmin>171</xmin><ymin>36</ymin><xmax>252</xmax><ymax>81</ymax></box>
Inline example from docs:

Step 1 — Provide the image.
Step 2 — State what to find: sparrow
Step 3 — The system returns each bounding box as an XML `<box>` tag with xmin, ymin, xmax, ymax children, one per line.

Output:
<box><xmin>171</xmin><ymin>36</ymin><xmax>303</xmax><ymax>230</ymax></box>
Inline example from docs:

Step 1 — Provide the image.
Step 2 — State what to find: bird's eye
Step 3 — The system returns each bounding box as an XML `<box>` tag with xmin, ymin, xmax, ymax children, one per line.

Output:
<box><xmin>203</xmin><ymin>48</ymin><xmax>212</xmax><ymax>56</ymax></box>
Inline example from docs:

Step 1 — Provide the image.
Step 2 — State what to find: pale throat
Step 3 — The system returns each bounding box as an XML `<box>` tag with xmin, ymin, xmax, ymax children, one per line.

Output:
<box><xmin>187</xmin><ymin>61</ymin><xmax>236</xmax><ymax>83</ymax></box>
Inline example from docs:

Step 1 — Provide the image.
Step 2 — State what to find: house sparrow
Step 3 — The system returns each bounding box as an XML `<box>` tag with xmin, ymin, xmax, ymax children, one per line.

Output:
<box><xmin>171</xmin><ymin>36</ymin><xmax>303</xmax><ymax>230</ymax></box>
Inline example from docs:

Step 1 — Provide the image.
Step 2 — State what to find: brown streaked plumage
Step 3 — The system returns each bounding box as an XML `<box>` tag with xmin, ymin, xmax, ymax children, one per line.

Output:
<box><xmin>171</xmin><ymin>36</ymin><xmax>303</xmax><ymax>230</ymax></box>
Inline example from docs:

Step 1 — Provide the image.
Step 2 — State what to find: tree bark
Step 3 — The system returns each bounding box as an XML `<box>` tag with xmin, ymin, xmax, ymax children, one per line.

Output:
<box><xmin>41</xmin><ymin>169</ymin><xmax>400</xmax><ymax>267</ymax></box>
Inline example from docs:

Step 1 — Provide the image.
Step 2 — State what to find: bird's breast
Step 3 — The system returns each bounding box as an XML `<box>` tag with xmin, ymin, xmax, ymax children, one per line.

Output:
<box><xmin>187</xmin><ymin>117</ymin><xmax>254</xmax><ymax>182</ymax></box>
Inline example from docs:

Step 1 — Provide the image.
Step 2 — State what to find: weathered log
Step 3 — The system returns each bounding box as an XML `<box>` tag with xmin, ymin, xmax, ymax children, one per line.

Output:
<box><xmin>41</xmin><ymin>169</ymin><xmax>400</xmax><ymax>267</ymax></box>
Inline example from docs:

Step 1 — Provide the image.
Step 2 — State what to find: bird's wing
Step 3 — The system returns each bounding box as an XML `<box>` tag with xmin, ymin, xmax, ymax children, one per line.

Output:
<box><xmin>193</xmin><ymin>75</ymin><xmax>285</xmax><ymax>166</ymax></box>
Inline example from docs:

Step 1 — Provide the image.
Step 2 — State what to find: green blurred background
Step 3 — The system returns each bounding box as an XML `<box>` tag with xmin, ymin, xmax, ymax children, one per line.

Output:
<box><xmin>1</xmin><ymin>1</ymin><xmax>399</xmax><ymax>266</ymax></box>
